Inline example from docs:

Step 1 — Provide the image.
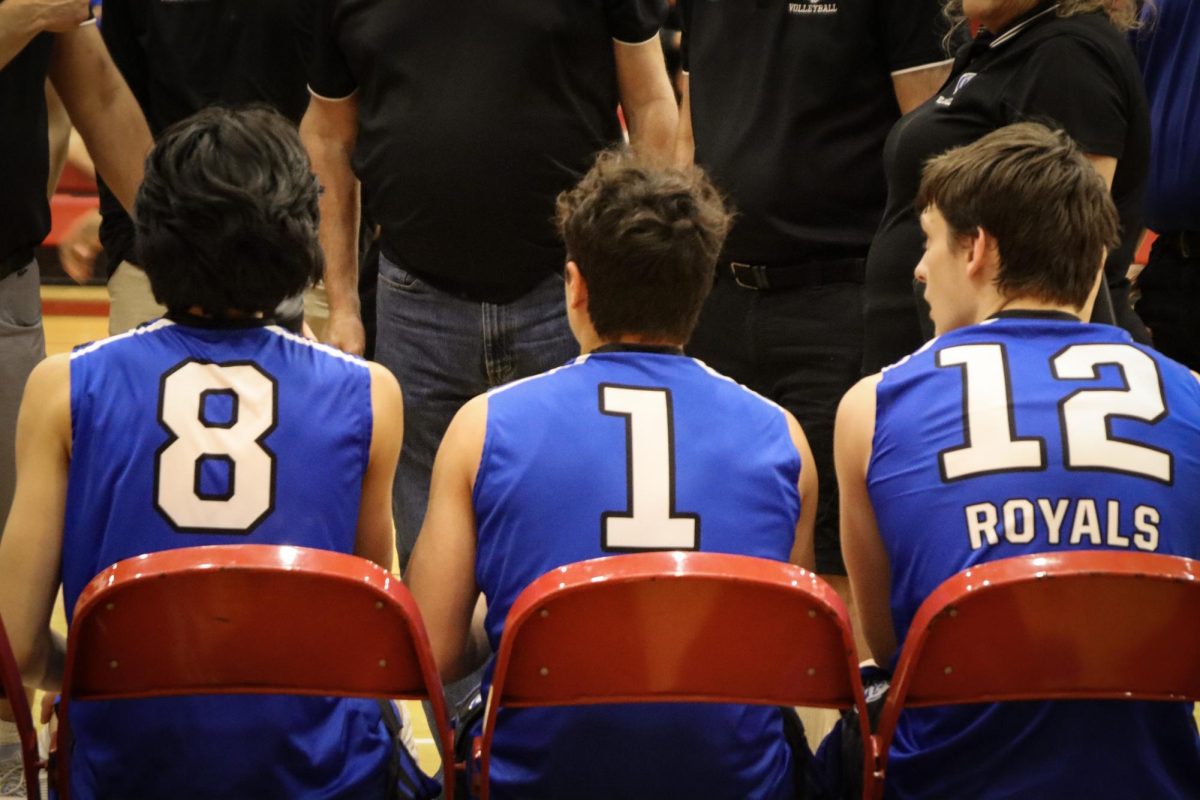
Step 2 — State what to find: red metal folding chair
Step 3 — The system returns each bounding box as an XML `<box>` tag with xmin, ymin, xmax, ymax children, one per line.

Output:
<box><xmin>476</xmin><ymin>551</ymin><xmax>872</xmax><ymax>799</ymax></box>
<box><xmin>869</xmin><ymin>551</ymin><xmax>1200</xmax><ymax>799</ymax></box>
<box><xmin>56</xmin><ymin>544</ymin><xmax>453</xmax><ymax>799</ymax></box>
<box><xmin>0</xmin><ymin>614</ymin><xmax>42</xmax><ymax>800</ymax></box>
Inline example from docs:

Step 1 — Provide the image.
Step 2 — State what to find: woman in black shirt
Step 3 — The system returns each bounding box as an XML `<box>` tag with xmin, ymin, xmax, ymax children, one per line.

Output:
<box><xmin>863</xmin><ymin>0</ymin><xmax>1149</xmax><ymax>372</ymax></box>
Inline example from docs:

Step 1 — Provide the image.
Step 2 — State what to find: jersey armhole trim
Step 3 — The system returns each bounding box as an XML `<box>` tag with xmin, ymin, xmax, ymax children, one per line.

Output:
<box><xmin>890</xmin><ymin>58</ymin><xmax>954</xmax><ymax>77</ymax></box>
<box><xmin>613</xmin><ymin>31</ymin><xmax>661</xmax><ymax>47</ymax></box>
<box><xmin>307</xmin><ymin>85</ymin><xmax>358</xmax><ymax>103</ymax></box>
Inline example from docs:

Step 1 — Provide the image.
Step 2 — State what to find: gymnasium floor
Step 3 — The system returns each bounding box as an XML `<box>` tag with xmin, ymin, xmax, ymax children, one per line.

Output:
<box><xmin>32</xmin><ymin>284</ymin><xmax>443</xmax><ymax>787</ymax></box>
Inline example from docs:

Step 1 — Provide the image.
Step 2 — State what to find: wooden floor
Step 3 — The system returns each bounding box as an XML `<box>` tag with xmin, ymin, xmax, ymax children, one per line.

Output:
<box><xmin>33</xmin><ymin>286</ymin><xmax>442</xmax><ymax>786</ymax></box>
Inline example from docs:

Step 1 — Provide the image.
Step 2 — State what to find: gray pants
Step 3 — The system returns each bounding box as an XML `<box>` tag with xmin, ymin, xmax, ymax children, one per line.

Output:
<box><xmin>0</xmin><ymin>261</ymin><xmax>46</xmax><ymax>531</ymax></box>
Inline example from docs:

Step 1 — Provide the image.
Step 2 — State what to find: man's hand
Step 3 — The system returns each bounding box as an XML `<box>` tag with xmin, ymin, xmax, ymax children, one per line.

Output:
<box><xmin>19</xmin><ymin>0</ymin><xmax>90</xmax><ymax>33</ymax></box>
<box><xmin>57</xmin><ymin>207</ymin><xmax>101</xmax><ymax>284</ymax></box>
<box><xmin>325</xmin><ymin>307</ymin><xmax>366</xmax><ymax>356</ymax></box>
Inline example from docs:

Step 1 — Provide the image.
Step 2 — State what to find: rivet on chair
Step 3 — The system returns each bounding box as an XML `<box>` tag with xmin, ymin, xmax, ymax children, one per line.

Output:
<box><xmin>944</xmin><ymin>666</ymin><xmax>953</xmax><ymax>675</ymax></box>
<box><xmin>105</xmin><ymin>603</ymin><xmax>115</xmax><ymax>611</ymax></box>
<box><xmin>378</xmin><ymin>659</ymin><xmax>387</xmax><ymax>668</ymax></box>
<box><xmin>539</xmin><ymin>667</ymin><xmax>549</xmax><ymax>677</ymax></box>
<box><xmin>807</xmin><ymin>667</ymin><xmax>816</xmax><ymax>677</ymax></box>
<box><xmin>807</xmin><ymin>610</ymin><xmax>816</xmax><ymax>618</ymax></box>
<box><xmin>374</xmin><ymin>601</ymin><xmax>383</xmax><ymax>610</ymax></box>
<box><xmin>109</xmin><ymin>660</ymin><xmax>119</xmax><ymax>669</ymax></box>
<box><xmin>540</xmin><ymin>609</ymin><xmax>550</xmax><ymax>619</ymax></box>
<box><xmin>948</xmin><ymin>608</ymin><xmax>958</xmax><ymax>618</ymax></box>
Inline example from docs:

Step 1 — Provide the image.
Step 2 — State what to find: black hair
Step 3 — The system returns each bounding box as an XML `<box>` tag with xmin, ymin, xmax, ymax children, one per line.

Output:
<box><xmin>134</xmin><ymin>105</ymin><xmax>322</xmax><ymax>317</ymax></box>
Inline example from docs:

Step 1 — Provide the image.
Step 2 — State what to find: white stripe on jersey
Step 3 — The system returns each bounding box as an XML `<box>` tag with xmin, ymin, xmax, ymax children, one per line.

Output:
<box><xmin>70</xmin><ymin>318</ymin><xmax>176</xmax><ymax>361</ymax></box>
<box><xmin>486</xmin><ymin>354</ymin><xmax>591</xmax><ymax>399</ymax></box>
<box><xmin>688</xmin><ymin>357</ymin><xmax>793</xmax><ymax>419</ymax></box>
<box><xmin>263</xmin><ymin>325</ymin><xmax>371</xmax><ymax>370</ymax></box>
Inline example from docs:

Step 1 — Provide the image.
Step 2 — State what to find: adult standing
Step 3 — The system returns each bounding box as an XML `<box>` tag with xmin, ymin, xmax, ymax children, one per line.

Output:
<box><xmin>1133</xmin><ymin>0</ymin><xmax>1200</xmax><ymax>371</ymax></box>
<box><xmin>0</xmin><ymin>0</ymin><xmax>149</xmax><ymax>527</ymax></box>
<box><xmin>0</xmin><ymin>1</ymin><xmax>149</xmax><ymax>792</ymax></box>
<box><xmin>93</xmin><ymin>0</ymin><xmax>321</xmax><ymax>336</ymax></box>
<box><xmin>863</xmin><ymin>0</ymin><xmax>1151</xmax><ymax>374</ymax></box>
<box><xmin>676</xmin><ymin>0</ymin><xmax>953</xmax><ymax>583</ymax></box>
<box><xmin>303</xmin><ymin>0</ymin><xmax>678</xmax><ymax>571</ymax></box>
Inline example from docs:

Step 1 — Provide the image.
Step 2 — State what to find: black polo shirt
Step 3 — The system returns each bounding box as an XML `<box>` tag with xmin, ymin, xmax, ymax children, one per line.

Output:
<box><xmin>863</xmin><ymin>3</ymin><xmax>1150</xmax><ymax>371</ymax></box>
<box><xmin>98</xmin><ymin>0</ymin><xmax>315</xmax><ymax>272</ymax></box>
<box><xmin>0</xmin><ymin>33</ymin><xmax>54</xmax><ymax>264</ymax></box>
<box><xmin>309</xmin><ymin>0</ymin><xmax>665</xmax><ymax>304</ymax></box>
<box><xmin>680</xmin><ymin>0</ymin><xmax>953</xmax><ymax>265</ymax></box>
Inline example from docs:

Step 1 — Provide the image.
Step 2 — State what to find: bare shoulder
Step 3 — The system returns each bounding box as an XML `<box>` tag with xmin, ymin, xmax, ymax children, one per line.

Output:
<box><xmin>366</xmin><ymin>361</ymin><xmax>402</xmax><ymax>405</ymax></box>
<box><xmin>837</xmin><ymin>373</ymin><xmax>882</xmax><ymax>423</ymax></box>
<box><xmin>25</xmin><ymin>353</ymin><xmax>72</xmax><ymax>404</ymax></box>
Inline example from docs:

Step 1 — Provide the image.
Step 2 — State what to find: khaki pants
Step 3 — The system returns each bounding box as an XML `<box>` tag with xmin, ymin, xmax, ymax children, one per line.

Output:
<box><xmin>107</xmin><ymin>261</ymin><xmax>330</xmax><ymax>337</ymax></box>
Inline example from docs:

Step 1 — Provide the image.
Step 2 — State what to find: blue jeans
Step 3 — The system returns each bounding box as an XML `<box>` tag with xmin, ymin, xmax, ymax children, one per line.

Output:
<box><xmin>375</xmin><ymin>255</ymin><xmax>578</xmax><ymax>570</ymax></box>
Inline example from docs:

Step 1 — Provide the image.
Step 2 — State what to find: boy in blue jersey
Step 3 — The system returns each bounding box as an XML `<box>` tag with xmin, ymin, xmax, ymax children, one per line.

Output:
<box><xmin>836</xmin><ymin>122</ymin><xmax>1200</xmax><ymax>799</ymax></box>
<box><xmin>0</xmin><ymin>107</ymin><xmax>437</xmax><ymax>798</ymax></box>
<box><xmin>406</xmin><ymin>151</ymin><xmax>819</xmax><ymax>799</ymax></box>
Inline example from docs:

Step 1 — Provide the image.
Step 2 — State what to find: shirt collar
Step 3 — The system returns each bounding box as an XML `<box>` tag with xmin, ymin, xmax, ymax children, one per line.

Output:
<box><xmin>987</xmin><ymin>2</ymin><xmax>1061</xmax><ymax>48</ymax></box>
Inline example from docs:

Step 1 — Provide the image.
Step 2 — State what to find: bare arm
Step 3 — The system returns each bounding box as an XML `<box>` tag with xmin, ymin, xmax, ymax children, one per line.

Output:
<box><xmin>405</xmin><ymin>395</ymin><xmax>488</xmax><ymax>683</ymax></box>
<box><xmin>0</xmin><ymin>355</ymin><xmax>73</xmax><ymax>690</ymax></box>
<box><xmin>45</xmin><ymin>80</ymin><xmax>70</xmax><ymax>198</ymax></box>
<box><xmin>891</xmin><ymin>61</ymin><xmax>952</xmax><ymax>115</ymax></box>
<box><xmin>48</xmin><ymin>23</ymin><xmax>150</xmax><ymax>213</ymax></box>
<box><xmin>0</xmin><ymin>0</ymin><xmax>87</xmax><ymax>69</ymax></box>
<box><xmin>354</xmin><ymin>362</ymin><xmax>403</xmax><ymax>571</ymax></box>
<box><xmin>673</xmin><ymin>73</ymin><xmax>693</xmax><ymax>168</ymax></box>
<box><xmin>614</xmin><ymin>37</ymin><xmax>678</xmax><ymax>165</ymax></box>
<box><xmin>835</xmin><ymin>373</ymin><xmax>897</xmax><ymax>665</ymax></box>
<box><xmin>300</xmin><ymin>94</ymin><xmax>364</xmax><ymax>355</ymax></box>
<box><xmin>785</xmin><ymin>411</ymin><xmax>818</xmax><ymax>570</ymax></box>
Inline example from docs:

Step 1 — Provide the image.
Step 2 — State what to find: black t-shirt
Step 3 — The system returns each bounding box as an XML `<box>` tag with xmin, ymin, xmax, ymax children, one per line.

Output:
<box><xmin>680</xmin><ymin>0</ymin><xmax>952</xmax><ymax>265</ymax></box>
<box><xmin>0</xmin><ymin>33</ymin><xmax>54</xmax><ymax>263</ymax></box>
<box><xmin>863</xmin><ymin>4</ymin><xmax>1151</xmax><ymax>371</ymax></box>
<box><xmin>309</xmin><ymin>0</ymin><xmax>665</xmax><ymax>303</ymax></box>
<box><xmin>98</xmin><ymin>0</ymin><xmax>315</xmax><ymax>271</ymax></box>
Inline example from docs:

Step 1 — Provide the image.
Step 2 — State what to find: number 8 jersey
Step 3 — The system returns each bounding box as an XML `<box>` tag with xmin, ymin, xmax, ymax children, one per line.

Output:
<box><xmin>871</xmin><ymin>311</ymin><xmax>1200</xmax><ymax>800</ymax></box>
<box><xmin>61</xmin><ymin>316</ymin><xmax>396</xmax><ymax>799</ymax></box>
<box><xmin>472</xmin><ymin>345</ymin><xmax>802</xmax><ymax>800</ymax></box>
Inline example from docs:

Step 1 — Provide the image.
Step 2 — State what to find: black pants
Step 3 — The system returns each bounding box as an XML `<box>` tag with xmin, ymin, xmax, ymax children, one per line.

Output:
<box><xmin>687</xmin><ymin>275</ymin><xmax>863</xmax><ymax>575</ymax></box>
<box><xmin>1136</xmin><ymin>235</ymin><xmax>1200</xmax><ymax>371</ymax></box>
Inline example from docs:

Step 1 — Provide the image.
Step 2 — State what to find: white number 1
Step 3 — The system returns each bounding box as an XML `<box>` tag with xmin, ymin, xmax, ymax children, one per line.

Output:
<box><xmin>600</xmin><ymin>385</ymin><xmax>699</xmax><ymax>551</ymax></box>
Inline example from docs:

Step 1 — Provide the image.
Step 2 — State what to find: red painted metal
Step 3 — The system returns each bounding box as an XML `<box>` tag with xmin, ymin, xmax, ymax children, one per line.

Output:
<box><xmin>0</xmin><ymin>613</ymin><xmax>42</xmax><ymax>800</ymax></box>
<box><xmin>870</xmin><ymin>551</ymin><xmax>1200</xmax><ymax>798</ymax></box>
<box><xmin>477</xmin><ymin>551</ymin><xmax>872</xmax><ymax>798</ymax></box>
<box><xmin>57</xmin><ymin>544</ymin><xmax>453</xmax><ymax>798</ymax></box>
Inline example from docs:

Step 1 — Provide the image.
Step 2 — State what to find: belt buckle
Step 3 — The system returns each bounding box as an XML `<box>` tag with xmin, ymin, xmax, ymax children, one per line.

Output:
<box><xmin>730</xmin><ymin>262</ymin><xmax>768</xmax><ymax>290</ymax></box>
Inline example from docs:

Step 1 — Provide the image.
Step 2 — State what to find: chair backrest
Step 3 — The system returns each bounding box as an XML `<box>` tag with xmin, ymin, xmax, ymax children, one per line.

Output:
<box><xmin>478</xmin><ymin>551</ymin><xmax>870</xmax><ymax>798</ymax></box>
<box><xmin>58</xmin><ymin>544</ymin><xmax>451</xmax><ymax>798</ymax></box>
<box><xmin>870</xmin><ymin>551</ymin><xmax>1200</xmax><ymax>796</ymax></box>
<box><xmin>0</xmin><ymin>613</ymin><xmax>41</xmax><ymax>800</ymax></box>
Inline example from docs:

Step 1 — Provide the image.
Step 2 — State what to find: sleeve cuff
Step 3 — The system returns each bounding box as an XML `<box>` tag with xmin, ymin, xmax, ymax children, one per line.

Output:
<box><xmin>307</xmin><ymin>84</ymin><xmax>358</xmax><ymax>103</ymax></box>
<box><xmin>613</xmin><ymin>30</ymin><xmax>661</xmax><ymax>47</ymax></box>
<box><xmin>890</xmin><ymin>58</ymin><xmax>954</xmax><ymax>77</ymax></box>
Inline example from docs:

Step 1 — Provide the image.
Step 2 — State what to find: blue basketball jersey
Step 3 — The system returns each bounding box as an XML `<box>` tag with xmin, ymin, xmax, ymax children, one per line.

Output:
<box><xmin>471</xmin><ymin>346</ymin><xmax>802</xmax><ymax>800</ymax></box>
<box><xmin>870</xmin><ymin>313</ymin><xmax>1200</xmax><ymax>799</ymax></box>
<box><xmin>63</xmin><ymin>318</ymin><xmax>395</xmax><ymax>799</ymax></box>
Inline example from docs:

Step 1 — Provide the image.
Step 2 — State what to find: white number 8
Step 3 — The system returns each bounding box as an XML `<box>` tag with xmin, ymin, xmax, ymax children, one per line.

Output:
<box><xmin>155</xmin><ymin>360</ymin><xmax>278</xmax><ymax>532</ymax></box>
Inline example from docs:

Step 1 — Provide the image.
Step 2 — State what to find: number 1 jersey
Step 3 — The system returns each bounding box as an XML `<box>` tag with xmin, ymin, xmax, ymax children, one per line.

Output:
<box><xmin>472</xmin><ymin>346</ymin><xmax>802</xmax><ymax>800</ymax></box>
<box><xmin>62</xmin><ymin>317</ymin><xmax>395</xmax><ymax>799</ymax></box>
<box><xmin>870</xmin><ymin>313</ymin><xmax>1200</xmax><ymax>799</ymax></box>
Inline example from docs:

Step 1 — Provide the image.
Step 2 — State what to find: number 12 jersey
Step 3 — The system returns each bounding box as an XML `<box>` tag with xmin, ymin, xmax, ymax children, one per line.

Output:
<box><xmin>870</xmin><ymin>312</ymin><xmax>1200</xmax><ymax>799</ymax></box>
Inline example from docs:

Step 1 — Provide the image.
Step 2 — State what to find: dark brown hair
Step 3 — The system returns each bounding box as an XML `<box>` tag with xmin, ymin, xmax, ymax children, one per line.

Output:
<box><xmin>556</xmin><ymin>150</ymin><xmax>732</xmax><ymax>343</ymax></box>
<box><xmin>916</xmin><ymin>122</ymin><xmax>1119</xmax><ymax>308</ymax></box>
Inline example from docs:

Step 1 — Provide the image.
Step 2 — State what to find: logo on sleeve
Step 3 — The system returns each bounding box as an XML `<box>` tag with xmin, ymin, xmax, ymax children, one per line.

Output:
<box><xmin>788</xmin><ymin>0</ymin><xmax>837</xmax><ymax>14</ymax></box>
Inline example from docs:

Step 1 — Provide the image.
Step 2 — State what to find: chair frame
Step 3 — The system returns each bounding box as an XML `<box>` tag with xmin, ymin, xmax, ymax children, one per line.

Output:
<box><xmin>56</xmin><ymin>544</ymin><xmax>453</xmax><ymax>799</ymax></box>
<box><xmin>477</xmin><ymin>551</ymin><xmax>872</xmax><ymax>799</ymax></box>
<box><xmin>0</xmin><ymin>613</ymin><xmax>42</xmax><ymax>800</ymax></box>
<box><xmin>869</xmin><ymin>551</ymin><xmax>1200</xmax><ymax>798</ymax></box>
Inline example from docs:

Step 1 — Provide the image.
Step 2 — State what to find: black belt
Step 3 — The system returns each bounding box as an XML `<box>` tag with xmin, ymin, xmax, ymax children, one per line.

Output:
<box><xmin>720</xmin><ymin>258</ymin><xmax>865</xmax><ymax>290</ymax></box>
<box><xmin>1159</xmin><ymin>231</ymin><xmax>1200</xmax><ymax>259</ymax></box>
<box><xmin>0</xmin><ymin>249</ymin><xmax>34</xmax><ymax>282</ymax></box>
